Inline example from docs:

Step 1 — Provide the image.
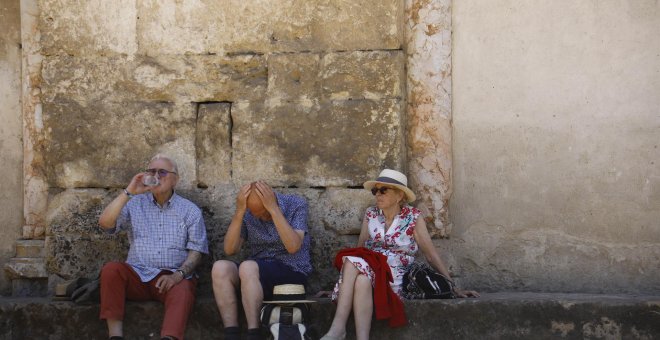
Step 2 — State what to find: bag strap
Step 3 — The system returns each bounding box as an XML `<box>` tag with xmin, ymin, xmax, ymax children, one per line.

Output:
<box><xmin>260</xmin><ymin>303</ymin><xmax>277</xmax><ymax>328</ymax></box>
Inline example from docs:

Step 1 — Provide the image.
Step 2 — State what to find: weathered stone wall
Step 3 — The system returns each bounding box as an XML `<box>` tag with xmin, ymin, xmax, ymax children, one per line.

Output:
<box><xmin>451</xmin><ymin>0</ymin><xmax>660</xmax><ymax>294</ymax></box>
<box><xmin>8</xmin><ymin>0</ymin><xmax>658</xmax><ymax>298</ymax></box>
<box><xmin>36</xmin><ymin>0</ymin><xmax>407</xmax><ymax>294</ymax></box>
<box><xmin>0</xmin><ymin>0</ymin><xmax>24</xmax><ymax>296</ymax></box>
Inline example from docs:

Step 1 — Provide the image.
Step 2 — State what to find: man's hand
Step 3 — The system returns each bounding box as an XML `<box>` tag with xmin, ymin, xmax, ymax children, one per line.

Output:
<box><xmin>254</xmin><ymin>181</ymin><xmax>279</xmax><ymax>213</ymax></box>
<box><xmin>235</xmin><ymin>183</ymin><xmax>252</xmax><ymax>213</ymax></box>
<box><xmin>155</xmin><ymin>272</ymin><xmax>184</xmax><ymax>294</ymax></box>
<box><xmin>125</xmin><ymin>172</ymin><xmax>151</xmax><ymax>195</ymax></box>
<box><xmin>99</xmin><ymin>171</ymin><xmax>151</xmax><ymax>229</ymax></box>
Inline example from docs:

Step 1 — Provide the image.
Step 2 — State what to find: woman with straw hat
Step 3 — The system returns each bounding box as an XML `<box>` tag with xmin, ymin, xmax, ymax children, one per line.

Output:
<box><xmin>321</xmin><ymin>169</ymin><xmax>479</xmax><ymax>340</ymax></box>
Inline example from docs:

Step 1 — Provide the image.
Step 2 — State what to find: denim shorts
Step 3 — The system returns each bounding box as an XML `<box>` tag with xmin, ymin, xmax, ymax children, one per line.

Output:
<box><xmin>252</xmin><ymin>258</ymin><xmax>307</xmax><ymax>301</ymax></box>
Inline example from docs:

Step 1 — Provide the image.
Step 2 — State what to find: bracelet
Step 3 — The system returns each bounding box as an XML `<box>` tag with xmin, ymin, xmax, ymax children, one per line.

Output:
<box><xmin>123</xmin><ymin>188</ymin><xmax>133</xmax><ymax>198</ymax></box>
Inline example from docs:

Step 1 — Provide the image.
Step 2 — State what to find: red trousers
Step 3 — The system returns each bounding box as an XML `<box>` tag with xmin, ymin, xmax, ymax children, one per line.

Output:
<box><xmin>99</xmin><ymin>262</ymin><xmax>197</xmax><ymax>340</ymax></box>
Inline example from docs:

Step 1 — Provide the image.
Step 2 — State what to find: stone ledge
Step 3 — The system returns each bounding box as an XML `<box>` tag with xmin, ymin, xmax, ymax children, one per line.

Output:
<box><xmin>1</xmin><ymin>293</ymin><xmax>659</xmax><ymax>339</ymax></box>
<box><xmin>14</xmin><ymin>240</ymin><xmax>45</xmax><ymax>258</ymax></box>
<box><xmin>4</xmin><ymin>258</ymin><xmax>48</xmax><ymax>279</ymax></box>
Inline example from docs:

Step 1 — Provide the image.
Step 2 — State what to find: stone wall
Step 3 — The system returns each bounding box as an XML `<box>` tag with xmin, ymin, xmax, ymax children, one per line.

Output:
<box><xmin>36</xmin><ymin>0</ymin><xmax>407</xmax><ymax>294</ymax></box>
<box><xmin>7</xmin><ymin>0</ymin><xmax>658</xmax><ymax>298</ymax></box>
<box><xmin>451</xmin><ymin>0</ymin><xmax>660</xmax><ymax>294</ymax></box>
<box><xmin>0</xmin><ymin>0</ymin><xmax>24</xmax><ymax>295</ymax></box>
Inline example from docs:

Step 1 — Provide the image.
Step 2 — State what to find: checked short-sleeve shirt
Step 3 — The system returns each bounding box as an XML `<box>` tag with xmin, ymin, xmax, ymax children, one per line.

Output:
<box><xmin>240</xmin><ymin>193</ymin><xmax>312</xmax><ymax>276</ymax></box>
<box><xmin>111</xmin><ymin>192</ymin><xmax>209</xmax><ymax>282</ymax></box>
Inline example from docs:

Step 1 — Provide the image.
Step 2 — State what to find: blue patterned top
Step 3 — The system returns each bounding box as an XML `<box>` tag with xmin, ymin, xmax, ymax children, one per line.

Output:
<box><xmin>241</xmin><ymin>193</ymin><xmax>312</xmax><ymax>275</ymax></box>
<box><xmin>111</xmin><ymin>192</ymin><xmax>209</xmax><ymax>282</ymax></box>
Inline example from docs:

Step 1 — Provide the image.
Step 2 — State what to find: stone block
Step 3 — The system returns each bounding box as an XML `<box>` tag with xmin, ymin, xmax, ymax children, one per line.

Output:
<box><xmin>321</xmin><ymin>50</ymin><xmax>405</xmax><ymax>100</ymax></box>
<box><xmin>11</xmin><ymin>278</ymin><xmax>48</xmax><ymax>297</ymax></box>
<box><xmin>45</xmin><ymin>234</ymin><xmax>129</xmax><ymax>279</ymax></box>
<box><xmin>308</xmin><ymin>0</ymin><xmax>403</xmax><ymax>52</ymax></box>
<box><xmin>136</xmin><ymin>0</ymin><xmax>213</xmax><ymax>55</ymax></box>
<box><xmin>267</xmin><ymin>53</ymin><xmax>321</xmax><ymax>103</ymax></box>
<box><xmin>14</xmin><ymin>240</ymin><xmax>45</xmax><ymax>258</ymax></box>
<box><xmin>5</xmin><ymin>258</ymin><xmax>48</xmax><ymax>279</ymax></box>
<box><xmin>196</xmin><ymin>103</ymin><xmax>232</xmax><ymax>187</ymax></box>
<box><xmin>42</xmin><ymin>100</ymin><xmax>197</xmax><ymax>188</ymax></box>
<box><xmin>40</xmin><ymin>0</ymin><xmax>138</xmax><ymax>56</ymax></box>
<box><xmin>315</xmin><ymin>188</ymin><xmax>374</xmax><ymax>235</ymax></box>
<box><xmin>41</xmin><ymin>54</ymin><xmax>267</xmax><ymax>104</ymax></box>
<box><xmin>136</xmin><ymin>0</ymin><xmax>402</xmax><ymax>54</ymax></box>
<box><xmin>231</xmin><ymin>99</ymin><xmax>404</xmax><ymax>186</ymax></box>
<box><xmin>46</xmin><ymin>189</ymin><xmax>115</xmax><ymax>235</ymax></box>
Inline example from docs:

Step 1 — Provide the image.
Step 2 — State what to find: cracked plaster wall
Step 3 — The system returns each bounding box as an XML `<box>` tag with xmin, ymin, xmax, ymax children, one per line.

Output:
<box><xmin>451</xmin><ymin>0</ymin><xmax>660</xmax><ymax>293</ymax></box>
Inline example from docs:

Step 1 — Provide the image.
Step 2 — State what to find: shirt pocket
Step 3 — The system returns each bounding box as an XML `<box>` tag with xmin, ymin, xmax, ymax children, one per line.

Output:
<box><xmin>168</xmin><ymin>220</ymin><xmax>189</xmax><ymax>250</ymax></box>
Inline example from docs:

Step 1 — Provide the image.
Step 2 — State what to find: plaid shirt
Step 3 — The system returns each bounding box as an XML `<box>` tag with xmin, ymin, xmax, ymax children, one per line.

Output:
<box><xmin>241</xmin><ymin>193</ymin><xmax>312</xmax><ymax>275</ymax></box>
<box><xmin>110</xmin><ymin>192</ymin><xmax>209</xmax><ymax>282</ymax></box>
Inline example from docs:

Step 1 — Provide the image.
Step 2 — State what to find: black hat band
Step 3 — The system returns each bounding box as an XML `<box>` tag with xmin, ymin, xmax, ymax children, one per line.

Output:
<box><xmin>271</xmin><ymin>293</ymin><xmax>306</xmax><ymax>301</ymax></box>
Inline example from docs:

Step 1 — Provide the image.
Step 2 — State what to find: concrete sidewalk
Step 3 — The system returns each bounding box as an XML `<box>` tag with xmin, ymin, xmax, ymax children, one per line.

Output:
<box><xmin>1</xmin><ymin>293</ymin><xmax>659</xmax><ymax>339</ymax></box>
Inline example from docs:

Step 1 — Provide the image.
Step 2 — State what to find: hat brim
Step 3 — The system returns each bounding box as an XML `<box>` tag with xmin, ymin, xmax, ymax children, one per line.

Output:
<box><xmin>363</xmin><ymin>180</ymin><xmax>416</xmax><ymax>202</ymax></box>
<box><xmin>262</xmin><ymin>299</ymin><xmax>317</xmax><ymax>304</ymax></box>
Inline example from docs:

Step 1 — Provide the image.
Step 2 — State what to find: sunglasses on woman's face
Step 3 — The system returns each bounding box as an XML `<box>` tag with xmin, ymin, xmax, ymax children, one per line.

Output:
<box><xmin>145</xmin><ymin>168</ymin><xmax>177</xmax><ymax>177</ymax></box>
<box><xmin>371</xmin><ymin>187</ymin><xmax>390</xmax><ymax>195</ymax></box>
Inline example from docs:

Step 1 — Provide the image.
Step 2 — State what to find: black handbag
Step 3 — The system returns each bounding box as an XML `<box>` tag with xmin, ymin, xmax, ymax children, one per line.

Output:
<box><xmin>401</xmin><ymin>262</ymin><xmax>455</xmax><ymax>299</ymax></box>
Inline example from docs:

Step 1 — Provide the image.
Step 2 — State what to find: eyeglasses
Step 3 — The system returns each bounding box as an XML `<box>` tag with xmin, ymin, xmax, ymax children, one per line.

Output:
<box><xmin>371</xmin><ymin>187</ymin><xmax>390</xmax><ymax>195</ymax></box>
<box><xmin>145</xmin><ymin>168</ymin><xmax>177</xmax><ymax>177</ymax></box>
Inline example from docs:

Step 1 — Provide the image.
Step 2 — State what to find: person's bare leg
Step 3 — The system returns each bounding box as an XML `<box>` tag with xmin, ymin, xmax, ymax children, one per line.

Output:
<box><xmin>238</xmin><ymin>260</ymin><xmax>263</xmax><ymax>329</ymax></box>
<box><xmin>211</xmin><ymin>260</ymin><xmax>240</xmax><ymax>327</ymax></box>
<box><xmin>323</xmin><ymin>261</ymin><xmax>361</xmax><ymax>338</ymax></box>
<box><xmin>352</xmin><ymin>274</ymin><xmax>373</xmax><ymax>340</ymax></box>
<box><xmin>107</xmin><ymin>319</ymin><xmax>123</xmax><ymax>337</ymax></box>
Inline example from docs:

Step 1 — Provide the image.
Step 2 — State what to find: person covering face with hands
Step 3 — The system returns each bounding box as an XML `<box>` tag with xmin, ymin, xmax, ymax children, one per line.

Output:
<box><xmin>98</xmin><ymin>154</ymin><xmax>208</xmax><ymax>340</ymax></box>
<box><xmin>211</xmin><ymin>181</ymin><xmax>312</xmax><ymax>340</ymax></box>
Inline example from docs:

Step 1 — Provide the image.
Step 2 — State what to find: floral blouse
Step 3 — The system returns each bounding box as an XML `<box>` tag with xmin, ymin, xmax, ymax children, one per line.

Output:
<box><xmin>332</xmin><ymin>205</ymin><xmax>421</xmax><ymax>299</ymax></box>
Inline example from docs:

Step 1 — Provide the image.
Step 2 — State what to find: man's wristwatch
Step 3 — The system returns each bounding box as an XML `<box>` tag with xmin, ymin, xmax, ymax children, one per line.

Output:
<box><xmin>175</xmin><ymin>269</ymin><xmax>186</xmax><ymax>278</ymax></box>
<box><xmin>123</xmin><ymin>188</ymin><xmax>133</xmax><ymax>198</ymax></box>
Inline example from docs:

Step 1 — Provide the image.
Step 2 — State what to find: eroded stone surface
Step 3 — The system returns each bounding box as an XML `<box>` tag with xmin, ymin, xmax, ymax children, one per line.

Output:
<box><xmin>41</xmin><ymin>54</ymin><xmax>267</xmax><ymax>103</ymax></box>
<box><xmin>46</xmin><ymin>189</ymin><xmax>112</xmax><ymax>235</ymax></box>
<box><xmin>232</xmin><ymin>99</ymin><xmax>404</xmax><ymax>186</ymax></box>
<box><xmin>45</xmin><ymin>234</ymin><xmax>129</xmax><ymax>279</ymax></box>
<box><xmin>405</xmin><ymin>0</ymin><xmax>453</xmax><ymax>237</ymax></box>
<box><xmin>40</xmin><ymin>0</ymin><xmax>138</xmax><ymax>56</ymax></box>
<box><xmin>196</xmin><ymin>103</ymin><xmax>232</xmax><ymax>187</ymax></box>
<box><xmin>321</xmin><ymin>50</ymin><xmax>405</xmax><ymax>101</ymax></box>
<box><xmin>267</xmin><ymin>53</ymin><xmax>321</xmax><ymax>103</ymax></box>
<box><xmin>136</xmin><ymin>0</ymin><xmax>402</xmax><ymax>55</ymax></box>
<box><xmin>42</xmin><ymin>100</ymin><xmax>196</xmax><ymax>189</ymax></box>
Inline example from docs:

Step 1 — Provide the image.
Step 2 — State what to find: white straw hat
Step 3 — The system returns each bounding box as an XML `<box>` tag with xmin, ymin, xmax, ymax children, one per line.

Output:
<box><xmin>363</xmin><ymin>169</ymin><xmax>416</xmax><ymax>202</ymax></box>
<box><xmin>262</xmin><ymin>284</ymin><xmax>316</xmax><ymax>304</ymax></box>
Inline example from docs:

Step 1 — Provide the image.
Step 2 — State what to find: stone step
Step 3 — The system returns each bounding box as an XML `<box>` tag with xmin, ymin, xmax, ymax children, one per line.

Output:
<box><xmin>14</xmin><ymin>239</ymin><xmax>45</xmax><ymax>258</ymax></box>
<box><xmin>4</xmin><ymin>257</ymin><xmax>48</xmax><ymax>279</ymax></box>
<box><xmin>0</xmin><ymin>293</ymin><xmax>658</xmax><ymax>339</ymax></box>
